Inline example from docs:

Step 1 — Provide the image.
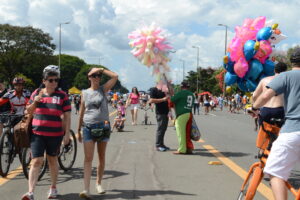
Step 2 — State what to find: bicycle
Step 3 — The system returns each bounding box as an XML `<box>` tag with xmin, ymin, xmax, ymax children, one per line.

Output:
<box><xmin>141</xmin><ymin>105</ymin><xmax>151</xmax><ymax>125</ymax></box>
<box><xmin>0</xmin><ymin>113</ymin><xmax>24</xmax><ymax>177</ymax></box>
<box><xmin>236</xmin><ymin>118</ymin><xmax>300</xmax><ymax>200</ymax></box>
<box><xmin>22</xmin><ymin>129</ymin><xmax>77</xmax><ymax>180</ymax></box>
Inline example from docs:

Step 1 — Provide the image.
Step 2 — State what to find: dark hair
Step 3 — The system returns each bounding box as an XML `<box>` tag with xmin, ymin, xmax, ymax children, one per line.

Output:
<box><xmin>43</xmin><ymin>71</ymin><xmax>59</xmax><ymax>80</ymax></box>
<box><xmin>132</xmin><ymin>87</ymin><xmax>139</xmax><ymax>96</ymax></box>
<box><xmin>290</xmin><ymin>48</ymin><xmax>300</xmax><ymax>65</ymax></box>
<box><xmin>275</xmin><ymin>62</ymin><xmax>287</xmax><ymax>74</ymax></box>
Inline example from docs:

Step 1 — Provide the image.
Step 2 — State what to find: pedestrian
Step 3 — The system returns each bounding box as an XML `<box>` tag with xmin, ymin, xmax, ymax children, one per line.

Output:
<box><xmin>171</xmin><ymin>81</ymin><xmax>194</xmax><ymax>154</ymax></box>
<box><xmin>77</xmin><ymin>67</ymin><xmax>118</xmax><ymax>198</ymax></box>
<box><xmin>22</xmin><ymin>67</ymin><xmax>71</xmax><ymax>200</ymax></box>
<box><xmin>218</xmin><ymin>95</ymin><xmax>224</xmax><ymax>111</ymax></box>
<box><xmin>251</xmin><ymin>49</ymin><xmax>300</xmax><ymax>199</ymax></box>
<box><xmin>149</xmin><ymin>84</ymin><xmax>170</xmax><ymax>152</ymax></box>
<box><xmin>126</xmin><ymin>87</ymin><xmax>140</xmax><ymax>125</ymax></box>
<box><xmin>193</xmin><ymin>92</ymin><xmax>200</xmax><ymax>115</ymax></box>
<box><xmin>0</xmin><ymin>79</ymin><xmax>10</xmax><ymax>137</ymax></box>
<box><xmin>75</xmin><ymin>95</ymin><xmax>81</xmax><ymax>114</ymax></box>
<box><xmin>203</xmin><ymin>94</ymin><xmax>210</xmax><ymax>115</ymax></box>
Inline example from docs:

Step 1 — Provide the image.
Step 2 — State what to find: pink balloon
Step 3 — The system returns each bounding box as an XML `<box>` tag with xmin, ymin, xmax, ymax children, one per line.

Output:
<box><xmin>242</xmin><ymin>18</ymin><xmax>254</xmax><ymax>27</ymax></box>
<box><xmin>251</xmin><ymin>16</ymin><xmax>266</xmax><ymax>31</ymax></box>
<box><xmin>228</xmin><ymin>38</ymin><xmax>243</xmax><ymax>62</ymax></box>
<box><xmin>253</xmin><ymin>40</ymin><xmax>272</xmax><ymax>64</ymax></box>
<box><xmin>234</xmin><ymin>57</ymin><xmax>249</xmax><ymax>78</ymax></box>
<box><xmin>132</xmin><ymin>46</ymin><xmax>146</xmax><ymax>57</ymax></box>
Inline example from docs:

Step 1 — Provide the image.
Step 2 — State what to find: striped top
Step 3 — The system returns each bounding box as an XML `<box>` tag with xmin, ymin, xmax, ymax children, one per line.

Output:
<box><xmin>29</xmin><ymin>89</ymin><xmax>71</xmax><ymax>136</ymax></box>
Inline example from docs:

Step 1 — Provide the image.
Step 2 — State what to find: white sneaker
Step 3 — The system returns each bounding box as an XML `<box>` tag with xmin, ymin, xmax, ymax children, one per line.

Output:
<box><xmin>96</xmin><ymin>184</ymin><xmax>106</xmax><ymax>194</ymax></box>
<box><xmin>79</xmin><ymin>190</ymin><xmax>91</xmax><ymax>199</ymax></box>
<box><xmin>47</xmin><ymin>188</ymin><xmax>58</xmax><ymax>199</ymax></box>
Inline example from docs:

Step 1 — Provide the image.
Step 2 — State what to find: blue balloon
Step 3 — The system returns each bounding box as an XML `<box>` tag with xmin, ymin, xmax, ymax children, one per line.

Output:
<box><xmin>258</xmin><ymin>73</ymin><xmax>267</xmax><ymax>81</ymax></box>
<box><xmin>237</xmin><ymin>78</ymin><xmax>248</xmax><ymax>91</ymax></box>
<box><xmin>246</xmin><ymin>59</ymin><xmax>263</xmax><ymax>80</ymax></box>
<box><xmin>246</xmin><ymin>79</ymin><xmax>258</xmax><ymax>92</ymax></box>
<box><xmin>243</xmin><ymin>40</ymin><xmax>257</xmax><ymax>61</ymax></box>
<box><xmin>257</xmin><ymin>27</ymin><xmax>272</xmax><ymax>41</ymax></box>
<box><xmin>263</xmin><ymin>60</ymin><xmax>275</xmax><ymax>76</ymax></box>
<box><xmin>225</xmin><ymin>72</ymin><xmax>238</xmax><ymax>86</ymax></box>
<box><xmin>223</xmin><ymin>53</ymin><xmax>235</xmax><ymax>73</ymax></box>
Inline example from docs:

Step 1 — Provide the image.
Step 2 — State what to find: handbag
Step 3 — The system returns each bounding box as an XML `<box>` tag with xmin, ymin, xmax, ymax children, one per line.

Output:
<box><xmin>14</xmin><ymin>114</ymin><xmax>33</xmax><ymax>149</ymax></box>
<box><xmin>88</xmin><ymin>121</ymin><xmax>111</xmax><ymax>141</ymax></box>
<box><xmin>191</xmin><ymin>117</ymin><xmax>201</xmax><ymax>141</ymax></box>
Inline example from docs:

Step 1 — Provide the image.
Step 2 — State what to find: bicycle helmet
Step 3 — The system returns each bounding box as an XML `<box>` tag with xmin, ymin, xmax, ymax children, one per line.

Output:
<box><xmin>43</xmin><ymin>65</ymin><xmax>60</xmax><ymax>77</ymax></box>
<box><xmin>12</xmin><ymin>77</ymin><xmax>25</xmax><ymax>85</ymax></box>
<box><xmin>290</xmin><ymin>48</ymin><xmax>300</xmax><ymax>64</ymax></box>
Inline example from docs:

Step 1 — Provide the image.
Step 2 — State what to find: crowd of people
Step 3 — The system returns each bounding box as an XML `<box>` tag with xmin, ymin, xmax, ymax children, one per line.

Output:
<box><xmin>0</xmin><ymin>48</ymin><xmax>299</xmax><ymax>200</ymax></box>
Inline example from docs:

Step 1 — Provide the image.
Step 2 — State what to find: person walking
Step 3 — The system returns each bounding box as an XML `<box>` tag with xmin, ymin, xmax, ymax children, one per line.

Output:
<box><xmin>22</xmin><ymin>67</ymin><xmax>71</xmax><ymax>200</ymax></box>
<box><xmin>77</xmin><ymin>67</ymin><xmax>118</xmax><ymax>198</ymax></box>
<box><xmin>126</xmin><ymin>87</ymin><xmax>140</xmax><ymax>125</ymax></box>
<box><xmin>149</xmin><ymin>84</ymin><xmax>170</xmax><ymax>152</ymax></box>
<box><xmin>193</xmin><ymin>92</ymin><xmax>200</xmax><ymax>115</ymax></box>
<box><xmin>171</xmin><ymin>81</ymin><xmax>194</xmax><ymax>154</ymax></box>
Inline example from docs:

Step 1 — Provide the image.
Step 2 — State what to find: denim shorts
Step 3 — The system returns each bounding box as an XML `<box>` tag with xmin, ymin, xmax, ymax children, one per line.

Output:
<box><xmin>82</xmin><ymin>123</ymin><xmax>110</xmax><ymax>143</ymax></box>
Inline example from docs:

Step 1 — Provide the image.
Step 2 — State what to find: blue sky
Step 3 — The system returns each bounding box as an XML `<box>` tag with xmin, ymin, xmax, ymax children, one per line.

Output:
<box><xmin>1</xmin><ymin>0</ymin><xmax>299</xmax><ymax>91</ymax></box>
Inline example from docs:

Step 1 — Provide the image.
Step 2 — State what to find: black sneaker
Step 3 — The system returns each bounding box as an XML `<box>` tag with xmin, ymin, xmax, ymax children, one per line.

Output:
<box><xmin>162</xmin><ymin>145</ymin><xmax>170</xmax><ymax>150</ymax></box>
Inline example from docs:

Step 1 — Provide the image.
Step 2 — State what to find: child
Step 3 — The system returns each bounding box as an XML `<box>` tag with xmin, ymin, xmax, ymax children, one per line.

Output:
<box><xmin>117</xmin><ymin>100</ymin><xmax>126</xmax><ymax>118</ymax></box>
<box><xmin>112</xmin><ymin>111</ymin><xmax>125</xmax><ymax>132</ymax></box>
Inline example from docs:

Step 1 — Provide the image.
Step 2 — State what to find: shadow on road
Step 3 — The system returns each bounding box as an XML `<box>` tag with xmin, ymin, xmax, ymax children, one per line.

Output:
<box><xmin>288</xmin><ymin>170</ymin><xmax>300</xmax><ymax>189</ymax></box>
<box><xmin>192</xmin><ymin>149</ymin><xmax>250</xmax><ymax>158</ymax></box>
<box><xmin>37</xmin><ymin>168</ymin><xmax>129</xmax><ymax>186</ymax></box>
<box><xmin>59</xmin><ymin>189</ymin><xmax>196</xmax><ymax>199</ymax></box>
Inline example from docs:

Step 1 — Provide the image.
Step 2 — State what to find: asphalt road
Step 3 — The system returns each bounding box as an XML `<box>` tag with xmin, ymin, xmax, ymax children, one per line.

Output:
<box><xmin>0</xmin><ymin>105</ymin><xmax>299</xmax><ymax>200</ymax></box>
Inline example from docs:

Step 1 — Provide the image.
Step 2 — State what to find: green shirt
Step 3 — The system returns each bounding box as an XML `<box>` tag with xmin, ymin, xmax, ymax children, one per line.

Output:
<box><xmin>171</xmin><ymin>89</ymin><xmax>194</xmax><ymax>117</ymax></box>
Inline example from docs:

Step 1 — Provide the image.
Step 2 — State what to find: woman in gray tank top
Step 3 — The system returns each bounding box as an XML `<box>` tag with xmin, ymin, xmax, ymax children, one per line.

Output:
<box><xmin>77</xmin><ymin>67</ymin><xmax>118</xmax><ymax>198</ymax></box>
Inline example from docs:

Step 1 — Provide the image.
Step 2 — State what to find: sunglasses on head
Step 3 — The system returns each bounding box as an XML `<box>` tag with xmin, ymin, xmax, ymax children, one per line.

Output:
<box><xmin>89</xmin><ymin>73</ymin><xmax>102</xmax><ymax>78</ymax></box>
<box><xmin>47</xmin><ymin>78</ymin><xmax>59</xmax><ymax>83</ymax></box>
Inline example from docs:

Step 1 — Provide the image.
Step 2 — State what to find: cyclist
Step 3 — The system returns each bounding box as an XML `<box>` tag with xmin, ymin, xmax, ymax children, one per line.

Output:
<box><xmin>252</xmin><ymin>49</ymin><xmax>300</xmax><ymax>200</ymax></box>
<box><xmin>252</xmin><ymin>62</ymin><xmax>287</xmax><ymax>126</ymax></box>
<box><xmin>0</xmin><ymin>77</ymin><xmax>31</xmax><ymax>115</ymax></box>
<box><xmin>22</xmin><ymin>67</ymin><xmax>71</xmax><ymax>200</ymax></box>
<box><xmin>0</xmin><ymin>79</ymin><xmax>10</xmax><ymax>136</ymax></box>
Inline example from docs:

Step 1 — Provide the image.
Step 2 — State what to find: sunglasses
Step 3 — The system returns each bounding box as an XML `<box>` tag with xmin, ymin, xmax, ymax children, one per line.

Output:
<box><xmin>89</xmin><ymin>73</ymin><xmax>102</xmax><ymax>78</ymax></box>
<box><xmin>47</xmin><ymin>78</ymin><xmax>59</xmax><ymax>83</ymax></box>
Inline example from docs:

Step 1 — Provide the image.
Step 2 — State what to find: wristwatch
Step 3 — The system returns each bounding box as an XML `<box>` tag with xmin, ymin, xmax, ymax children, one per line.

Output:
<box><xmin>252</xmin><ymin>106</ymin><xmax>258</xmax><ymax>111</ymax></box>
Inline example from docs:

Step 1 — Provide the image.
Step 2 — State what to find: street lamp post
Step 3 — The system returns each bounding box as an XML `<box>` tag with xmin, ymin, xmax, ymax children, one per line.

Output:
<box><xmin>179</xmin><ymin>59</ymin><xmax>185</xmax><ymax>82</ymax></box>
<box><xmin>59</xmin><ymin>21</ymin><xmax>71</xmax><ymax>68</ymax></box>
<box><xmin>192</xmin><ymin>46</ymin><xmax>200</xmax><ymax>92</ymax></box>
<box><xmin>218</xmin><ymin>24</ymin><xmax>228</xmax><ymax>97</ymax></box>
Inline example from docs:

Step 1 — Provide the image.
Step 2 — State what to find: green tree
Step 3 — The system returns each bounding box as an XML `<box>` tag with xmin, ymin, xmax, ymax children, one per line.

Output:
<box><xmin>0</xmin><ymin>24</ymin><xmax>56</xmax><ymax>85</ymax></box>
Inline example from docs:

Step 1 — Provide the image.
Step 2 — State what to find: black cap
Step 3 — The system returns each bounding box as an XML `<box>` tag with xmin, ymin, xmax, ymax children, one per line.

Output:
<box><xmin>181</xmin><ymin>81</ymin><xmax>190</xmax><ymax>88</ymax></box>
<box><xmin>290</xmin><ymin>48</ymin><xmax>300</xmax><ymax>64</ymax></box>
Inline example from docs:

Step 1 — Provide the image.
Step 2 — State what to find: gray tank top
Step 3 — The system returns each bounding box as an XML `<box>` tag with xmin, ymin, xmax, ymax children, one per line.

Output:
<box><xmin>82</xmin><ymin>86</ymin><xmax>109</xmax><ymax>124</ymax></box>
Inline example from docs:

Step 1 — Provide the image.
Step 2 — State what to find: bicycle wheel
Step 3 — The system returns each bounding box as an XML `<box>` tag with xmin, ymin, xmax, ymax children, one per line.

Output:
<box><xmin>21</xmin><ymin>148</ymin><xmax>47</xmax><ymax>181</ymax></box>
<box><xmin>58</xmin><ymin>130</ymin><xmax>77</xmax><ymax>171</ymax></box>
<box><xmin>237</xmin><ymin>166</ymin><xmax>263</xmax><ymax>200</ymax></box>
<box><xmin>0</xmin><ymin>130</ymin><xmax>13</xmax><ymax>177</ymax></box>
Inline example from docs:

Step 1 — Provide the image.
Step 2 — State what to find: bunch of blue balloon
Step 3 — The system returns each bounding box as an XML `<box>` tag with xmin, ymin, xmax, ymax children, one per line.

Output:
<box><xmin>224</xmin><ymin>24</ymin><xmax>283</xmax><ymax>92</ymax></box>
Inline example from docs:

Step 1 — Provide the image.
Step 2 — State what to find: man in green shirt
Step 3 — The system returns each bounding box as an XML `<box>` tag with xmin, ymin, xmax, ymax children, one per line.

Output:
<box><xmin>171</xmin><ymin>81</ymin><xmax>194</xmax><ymax>154</ymax></box>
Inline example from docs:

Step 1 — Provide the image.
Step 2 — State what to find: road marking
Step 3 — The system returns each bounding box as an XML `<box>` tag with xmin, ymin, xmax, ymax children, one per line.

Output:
<box><xmin>0</xmin><ymin>110</ymin><xmax>118</xmax><ymax>187</ymax></box>
<box><xmin>0</xmin><ymin>166</ymin><xmax>23</xmax><ymax>186</ymax></box>
<box><xmin>202</xmin><ymin>144</ymin><xmax>274</xmax><ymax>200</ymax></box>
<box><xmin>198</xmin><ymin>139</ymin><xmax>205</xmax><ymax>143</ymax></box>
<box><xmin>199</xmin><ymin>112</ymin><xmax>217</xmax><ymax>117</ymax></box>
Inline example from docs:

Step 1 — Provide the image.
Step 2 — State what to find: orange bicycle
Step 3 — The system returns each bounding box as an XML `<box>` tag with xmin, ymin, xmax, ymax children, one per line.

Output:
<box><xmin>237</xmin><ymin>118</ymin><xmax>300</xmax><ymax>200</ymax></box>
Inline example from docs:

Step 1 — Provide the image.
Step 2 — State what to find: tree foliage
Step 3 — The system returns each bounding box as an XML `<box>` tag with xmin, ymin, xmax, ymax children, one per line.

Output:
<box><xmin>0</xmin><ymin>24</ymin><xmax>56</xmax><ymax>85</ymax></box>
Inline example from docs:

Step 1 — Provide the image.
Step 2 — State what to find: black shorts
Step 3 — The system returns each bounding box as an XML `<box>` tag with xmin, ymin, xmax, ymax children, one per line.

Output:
<box><xmin>259</xmin><ymin>107</ymin><xmax>285</xmax><ymax>126</ymax></box>
<box><xmin>30</xmin><ymin>134</ymin><xmax>63</xmax><ymax>158</ymax></box>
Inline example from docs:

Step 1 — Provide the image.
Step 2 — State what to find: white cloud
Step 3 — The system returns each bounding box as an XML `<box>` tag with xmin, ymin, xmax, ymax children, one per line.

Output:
<box><xmin>0</xmin><ymin>0</ymin><xmax>299</xmax><ymax>90</ymax></box>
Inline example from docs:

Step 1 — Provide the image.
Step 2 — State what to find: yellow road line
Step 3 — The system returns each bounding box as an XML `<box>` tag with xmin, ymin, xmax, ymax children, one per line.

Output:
<box><xmin>0</xmin><ymin>110</ymin><xmax>118</xmax><ymax>187</ymax></box>
<box><xmin>202</xmin><ymin>144</ymin><xmax>274</xmax><ymax>200</ymax></box>
<box><xmin>197</xmin><ymin>139</ymin><xmax>205</xmax><ymax>143</ymax></box>
<box><xmin>0</xmin><ymin>166</ymin><xmax>23</xmax><ymax>186</ymax></box>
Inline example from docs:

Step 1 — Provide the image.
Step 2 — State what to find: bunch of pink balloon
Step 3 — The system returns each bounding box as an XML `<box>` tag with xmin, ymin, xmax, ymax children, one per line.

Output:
<box><xmin>128</xmin><ymin>23</ymin><xmax>173</xmax><ymax>92</ymax></box>
<box><xmin>223</xmin><ymin>16</ymin><xmax>287</xmax><ymax>92</ymax></box>
<box><xmin>128</xmin><ymin>23</ymin><xmax>173</xmax><ymax>67</ymax></box>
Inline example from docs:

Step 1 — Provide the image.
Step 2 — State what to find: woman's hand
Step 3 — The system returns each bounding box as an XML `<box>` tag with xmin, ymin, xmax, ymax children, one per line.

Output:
<box><xmin>77</xmin><ymin>131</ymin><xmax>82</xmax><ymax>143</ymax></box>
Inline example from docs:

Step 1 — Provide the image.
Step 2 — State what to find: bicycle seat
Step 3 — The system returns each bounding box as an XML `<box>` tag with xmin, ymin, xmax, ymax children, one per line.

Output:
<box><xmin>270</xmin><ymin>118</ymin><xmax>284</xmax><ymax>128</ymax></box>
<box><xmin>256</xmin><ymin>121</ymin><xmax>280</xmax><ymax>150</ymax></box>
